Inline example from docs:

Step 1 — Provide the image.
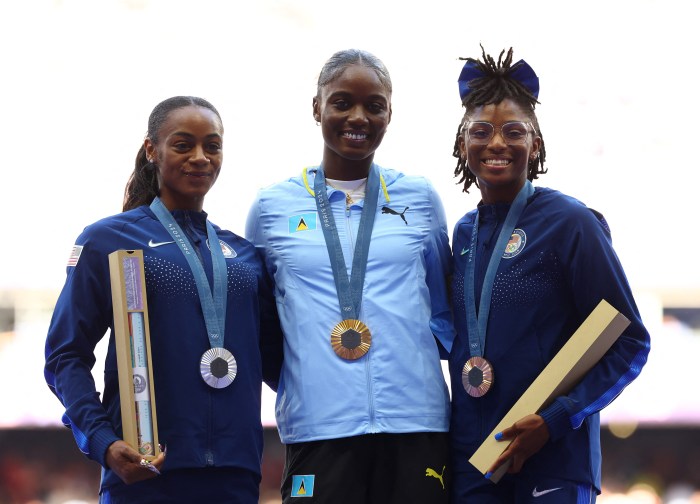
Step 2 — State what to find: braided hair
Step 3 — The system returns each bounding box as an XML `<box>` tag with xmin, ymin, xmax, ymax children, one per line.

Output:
<box><xmin>453</xmin><ymin>46</ymin><xmax>547</xmax><ymax>193</ymax></box>
<box><xmin>122</xmin><ymin>96</ymin><xmax>222</xmax><ymax>211</ymax></box>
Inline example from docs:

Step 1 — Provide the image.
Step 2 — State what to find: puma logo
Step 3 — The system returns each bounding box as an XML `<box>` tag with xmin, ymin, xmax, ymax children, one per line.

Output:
<box><xmin>382</xmin><ymin>206</ymin><xmax>409</xmax><ymax>225</ymax></box>
<box><xmin>425</xmin><ymin>465</ymin><xmax>445</xmax><ymax>490</ymax></box>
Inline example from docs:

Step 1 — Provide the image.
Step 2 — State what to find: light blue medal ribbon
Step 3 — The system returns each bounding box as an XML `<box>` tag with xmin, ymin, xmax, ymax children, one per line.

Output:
<box><xmin>462</xmin><ymin>180</ymin><xmax>534</xmax><ymax>396</ymax></box>
<box><xmin>150</xmin><ymin>197</ymin><xmax>236</xmax><ymax>388</ymax></box>
<box><xmin>313</xmin><ymin>165</ymin><xmax>380</xmax><ymax>360</ymax></box>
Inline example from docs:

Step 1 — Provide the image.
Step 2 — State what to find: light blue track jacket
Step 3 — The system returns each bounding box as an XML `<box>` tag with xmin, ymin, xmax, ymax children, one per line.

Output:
<box><xmin>246</xmin><ymin>165</ymin><xmax>454</xmax><ymax>444</ymax></box>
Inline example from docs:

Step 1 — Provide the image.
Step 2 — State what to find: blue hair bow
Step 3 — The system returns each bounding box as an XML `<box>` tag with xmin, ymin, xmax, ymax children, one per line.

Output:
<box><xmin>458</xmin><ymin>59</ymin><xmax>539</xmax><ymax>101</ymax></box>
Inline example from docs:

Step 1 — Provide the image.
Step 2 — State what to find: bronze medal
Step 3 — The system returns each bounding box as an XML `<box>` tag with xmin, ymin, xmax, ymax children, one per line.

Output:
<box><xmin>331</xmin><ymin>319</ymin><xmax>372</xmax><ymax>360</ymax></box>
<box><xmin>462</xmin><ymin>356</ymin><xmax>494</xmax><ymax>397</ymax></box>
<box><xmin>200</xmin><ymin>347</ymin><xmax>237</xmax><ymax>388</ymax></box>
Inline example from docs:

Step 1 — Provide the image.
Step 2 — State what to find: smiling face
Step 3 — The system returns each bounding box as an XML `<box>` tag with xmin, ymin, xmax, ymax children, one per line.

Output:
<box><xmin>145</xmin><ymin>105</ymin><xmax>223</xmax><ymax>211</ymax></box>
<box><xmin>313</xmin><ymin>63</ymin><xmax>392</xmax><ymax>180</ymax></box>
<box><xmin>459</xmin><ymin>99</ymin><xmax>541</xmax><ymax>204</ymax></box>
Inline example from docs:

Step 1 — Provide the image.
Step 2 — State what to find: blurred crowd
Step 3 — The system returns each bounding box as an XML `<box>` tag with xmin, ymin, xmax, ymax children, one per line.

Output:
<box><xmin>2</xmin><ymin>427</ymin><xmax>700</xmax><ymax>504</ymax></box>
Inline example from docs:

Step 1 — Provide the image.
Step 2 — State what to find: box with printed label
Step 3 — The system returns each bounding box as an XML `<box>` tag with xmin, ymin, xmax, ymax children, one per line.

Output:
<box><xmin>109</xmin><ymin>249</ymin><xmax>161</xmax><ymax>459</ymax></box>
<box><xmin>469</xmin><ymin>299</ymin><xmax>630</xmax><ymax>482</ymax></box>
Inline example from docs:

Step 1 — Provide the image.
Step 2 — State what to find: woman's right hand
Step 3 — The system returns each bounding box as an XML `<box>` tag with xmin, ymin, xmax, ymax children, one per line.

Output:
<box><xmin>105</xmin><ymin>440</ymin><xmax>166</xmax><ymax>484</ymax></box>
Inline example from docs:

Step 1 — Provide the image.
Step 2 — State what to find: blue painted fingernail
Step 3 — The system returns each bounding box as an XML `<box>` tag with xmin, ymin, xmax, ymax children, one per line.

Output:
<box><xmin>495</xmin><ymin>432</ymin><xmax>503</xmax><ymax>441</ymax></box>
<box><xmin>485</xmin><ymin>471</ymin><xmax>493</xmax><ymax>479</ymax></box>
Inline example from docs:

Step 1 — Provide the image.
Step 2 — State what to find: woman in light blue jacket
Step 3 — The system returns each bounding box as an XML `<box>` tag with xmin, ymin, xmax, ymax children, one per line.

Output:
<box><xmin>246</xmin><ymin>48</ymin><xmax>454</xmax><ymax>504</ymax></box>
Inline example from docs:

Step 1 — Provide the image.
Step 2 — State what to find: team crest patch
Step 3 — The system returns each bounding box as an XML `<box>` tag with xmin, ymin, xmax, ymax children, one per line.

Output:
<box><xmin>291</xmin><ymin>474</ymin><xmax>315</xmax><ymax>497</ymax></box>
<box><xmin>207</xmin><ymin>239</ymin><xmax>237</xmax><ymax>258</ymax></box>
<box><xmin>503</xmin><ymin>228</ymin><xmax>526</xmax><ymax>259</ymax></box>
<box><xmin>67</xmin><ymin>245</ymin><xmax>83</xmax><ymax>267</ymax></box>
<box><xmin>289</xmin><ymin>213</ymin><xmax>317</xmax><ymax>233</ymax></box>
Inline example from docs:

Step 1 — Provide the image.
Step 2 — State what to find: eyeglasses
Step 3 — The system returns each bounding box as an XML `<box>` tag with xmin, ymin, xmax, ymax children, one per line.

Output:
<box><xmin>464</xmin><ymin>121</ymin><xmax>534</xmax><ymax>146</ymax></box>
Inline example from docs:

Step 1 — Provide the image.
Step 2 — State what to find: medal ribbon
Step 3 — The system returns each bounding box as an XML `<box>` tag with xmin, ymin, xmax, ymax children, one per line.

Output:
<box><xmin>464</xmin><ymin>180</ymin><xmax>534</xmax><ymax>357</ymax></box>
<box><xmin>313</xmin><ymin>165</ymin><xmax>380</xmax><ymax>320</ymax></box>
<box><xmin>150</xmin><ymin>197</ymin><xmax>227</xmax><ymax>348</ymax></box>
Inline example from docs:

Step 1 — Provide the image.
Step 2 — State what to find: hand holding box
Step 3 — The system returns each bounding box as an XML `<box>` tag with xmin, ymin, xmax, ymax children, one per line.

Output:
<box><xmin>469</xmin><ymin>299</ymin><xmax>630</xmax><ymax>482</ymax></box>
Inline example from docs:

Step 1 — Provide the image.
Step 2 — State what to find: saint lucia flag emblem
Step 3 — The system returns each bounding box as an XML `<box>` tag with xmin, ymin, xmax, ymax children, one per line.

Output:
<box><xmin>291</xmin><ymin>474</ymin><xmax>315</xmax><ymax>497</ymax></box>
<box><xmin>289</xmin><ymin>213</ymin><xmax>317</xmax><ymax>233</ymax></box>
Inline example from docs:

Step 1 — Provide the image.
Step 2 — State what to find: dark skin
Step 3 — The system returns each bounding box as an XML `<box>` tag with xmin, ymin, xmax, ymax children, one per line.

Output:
<box><xmin>105</xmin><ymin>440</ymin><xmax>165</xmax><ymax>484</ymax></box>
<box><xmin>105</xmin><ymin>105</ymin><xmax>223</xmax><ymax>483</ymax></box>
<box><xmin>458</xmin><ymin>99</ymin><xmax>541</xmax><ymax>205</ymax></box>
<box><xmin>145</xmin><ymin>105</ymin><xmax>224</xmax><ymax>212</ymax></box>
<box><xmin>488</xmin><ymin>414</ymin><xmax>550</xmax><ymax>475</ymax></box>
<box><xmin>312</xmin><ymin>64</ymin><xmax>392</xmax><ymax>181</ymax></box>
<box><xmin>459</xmin><ymin>98</ymin><xmax>549</xmax><ymax>475</ymax></box>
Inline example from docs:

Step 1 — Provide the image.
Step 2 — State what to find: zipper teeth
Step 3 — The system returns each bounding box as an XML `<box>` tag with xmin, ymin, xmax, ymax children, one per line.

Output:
<box><xmin>346</xmin><ymin>205</ymin><xmax>376</xmax><ymax>431</ymax></box>
<box><xmin>187</xmin><ymin>211</ymin><xmax>214</xmax><ymax>465</ymax></box>
<box><xmin>206</xmin><ymin>390</ymin><xmax>214</xmax><ymax>465</ymax></box>
<box><xmin>184</xmin><ymin>212</ymin><xmax>204</xmax><ymax>264</ymax></box>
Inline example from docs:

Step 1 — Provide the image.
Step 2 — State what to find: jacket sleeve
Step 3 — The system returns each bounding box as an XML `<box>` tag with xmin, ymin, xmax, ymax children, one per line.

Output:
<box><xmin>257</xmin><ymin>249</ymin><xmax>283</xmax><ymax>392</ymax></box>
<box><xmin>423</xmin><ymin>179</ymin><xmax>456</xmax><ymax>359</ymax></box>
<box><xmin>539</xmin><ymin>206</ymin><xmax>651</xmax><ymax>441</ymax></box>
<box><xmin>44</xmin><ymin>230</ymin><xmax>121</xmax><ymax>467</ymax></box>
<box><xmin>246</xmin><ymin>193</ymin><xmax>284</xmax><ymax>392</ymax></box>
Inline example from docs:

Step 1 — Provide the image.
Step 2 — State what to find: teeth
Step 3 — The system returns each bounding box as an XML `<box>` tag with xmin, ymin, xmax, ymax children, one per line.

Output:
<box><xmin>484</xmin><ymin>159</ymin><xmax>509</xmax><ymax>166</ymax></box>
<box><xmin>343</xmin><ymin>132</ymin><xmax>367</xmax><ymax>140</ymax></box>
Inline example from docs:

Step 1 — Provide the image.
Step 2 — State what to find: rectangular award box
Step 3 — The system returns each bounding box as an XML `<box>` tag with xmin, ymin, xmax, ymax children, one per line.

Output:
<box><xmin>469</xmin><ymin>299</ymin><xmax>630</xmax><ymax>482</ymax></box>
<box><xmin>108</xmin><ymin>249</ymin><xmax>161</xmax><ymax>459</ymax></box>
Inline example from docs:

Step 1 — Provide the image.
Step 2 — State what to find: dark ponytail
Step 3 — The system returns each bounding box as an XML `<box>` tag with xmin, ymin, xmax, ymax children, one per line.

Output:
<box><xmin>122</xmin><ymin>96</ymin><xmax>222</xmax><ymax>212</ymax></box>
<box><xmin>122</xmin><ymin>145</ymin><xmax>159</xmax><ymax>211</ymax></box>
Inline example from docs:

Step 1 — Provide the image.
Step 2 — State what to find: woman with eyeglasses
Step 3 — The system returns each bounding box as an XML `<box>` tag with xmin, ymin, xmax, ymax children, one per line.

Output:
<box><xmin>448</xmin><ymin>46</ymin><xmax>650</xmax><ymax>503</ymax></box>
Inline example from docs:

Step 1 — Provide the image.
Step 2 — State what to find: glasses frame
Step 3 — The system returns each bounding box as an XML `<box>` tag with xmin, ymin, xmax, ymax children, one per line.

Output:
<box><xmin>464</xmin><ymin>121</ymin><xmax>535</xmax><ymax>146</ymax></box>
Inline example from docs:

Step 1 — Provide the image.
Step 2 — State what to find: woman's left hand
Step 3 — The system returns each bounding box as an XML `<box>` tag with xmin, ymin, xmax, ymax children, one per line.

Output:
<box><xmin>105</xmin><ymin>440</ymin><xmax>166</xmax><ymax>484</ymax></box>
<box><xmin>487</xmin><ymin>414</ymin><xmax>550</xmax><ymax>475</ymax></box>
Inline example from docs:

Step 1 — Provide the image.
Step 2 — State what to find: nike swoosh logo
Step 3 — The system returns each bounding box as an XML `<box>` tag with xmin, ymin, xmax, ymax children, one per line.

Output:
<box><xmin>460</xmin><ymin>246</ymin><xmax>469</xmax><ymax>256</ymax></box>
<box><xmin>148</xmin><ymin>239</ymin><xmax>175</xmax><ymax>248</ymax></box>
<box><xmin>532</xmin><ymin>486</ymin><xmax>563</xmax><ymax>498</ymax></box>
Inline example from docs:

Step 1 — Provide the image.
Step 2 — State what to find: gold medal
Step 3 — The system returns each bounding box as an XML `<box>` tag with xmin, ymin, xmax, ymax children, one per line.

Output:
<box><xmin>462</xmin><ymin>356</ymin><xmax>494</xmax><ymax>397</ymax></box>
<box><xmin>331</xmin><ymin>319</ymin><xmax>372</xmax><ymax>360</ymax></box>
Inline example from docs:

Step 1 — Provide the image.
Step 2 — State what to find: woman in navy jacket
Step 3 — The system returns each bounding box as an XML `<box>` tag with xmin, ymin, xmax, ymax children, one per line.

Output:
<box><xmin>44</xmin><ymin>96</ymin><xmax>281</xmax><ymax>504</ymax></box>
<box><xmin>448</xmin><ymin>47</ymin><xmax>650</xmax><ymax>503</ymax></box>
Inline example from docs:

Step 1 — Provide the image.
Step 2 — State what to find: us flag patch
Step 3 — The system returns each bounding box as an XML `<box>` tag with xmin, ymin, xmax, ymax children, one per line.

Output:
<box><xmin>67</xmin><ymin>245</ymin><xmax>83</xmax><ymax>267</ymax></box>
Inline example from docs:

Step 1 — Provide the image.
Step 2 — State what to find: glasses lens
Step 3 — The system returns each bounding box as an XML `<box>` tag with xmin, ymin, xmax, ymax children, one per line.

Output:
<box><xmin>466</xmin><ymin>122</ymin><xmax>494</xmax><ymax>144</ymax></box>
<box><xmin>501</xmin><ymin>122</ymin><xmax>530</xmax><ymax>144</ymax></box>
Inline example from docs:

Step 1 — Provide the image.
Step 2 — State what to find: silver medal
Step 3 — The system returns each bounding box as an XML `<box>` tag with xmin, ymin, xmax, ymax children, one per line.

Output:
<box><xmin>200</xmin><ymin>347</ymin><xmax>237</xmax><ymax>388</ymax></box>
